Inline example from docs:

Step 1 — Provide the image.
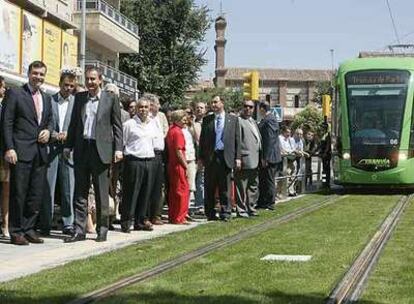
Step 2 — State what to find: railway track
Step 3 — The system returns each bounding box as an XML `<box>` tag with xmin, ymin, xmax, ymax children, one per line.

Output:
<box><xmin>326</xmin><ymin>194</ymin><xmax>413</xmax><ymax>304</ymax></box>
<box><xmin>68</xmin><ymin>194</ymin><xmax>344</xmax><ymax>304</ymax></box>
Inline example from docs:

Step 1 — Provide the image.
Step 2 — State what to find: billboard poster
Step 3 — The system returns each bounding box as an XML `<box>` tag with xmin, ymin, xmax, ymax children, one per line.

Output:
<box><xmin>0</xmin><ymin>1</ymin><xmax>21</xmax><ymax>73</ymax></box>
<box><xmin>21</xmin><ymin>10</ymin><xmax>42</xmax><ymax>75</ymax></box>
<box><xmin>61</xmin><ymin>31</ymin><xmax>78</xmax><ymax>69</ymax></box>
<box><xmin>43</xmin><ymin>21</ymin><xmax>61</xmax><ymax>85</ymax></box>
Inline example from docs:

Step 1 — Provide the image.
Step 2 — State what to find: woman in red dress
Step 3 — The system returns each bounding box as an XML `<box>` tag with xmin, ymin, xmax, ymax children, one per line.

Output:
<box><xmin>166</xmin><ymin>110</ymin><xmax>189</xmax><ymax>224</ymax></box>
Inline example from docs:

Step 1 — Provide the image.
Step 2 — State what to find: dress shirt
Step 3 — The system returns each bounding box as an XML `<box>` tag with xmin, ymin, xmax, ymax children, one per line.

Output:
<box><xmin>57</xmin><ymin>93</ymin><xmax>72</xmax><ymax>131</ymax></box>
<box><xmin>83</xmin><ymin>90</ymin><xmax>101</xmax><ymax>139</ymax></box>
<box><xmin>279</xmin><ymin>135</ymin><xmax>294</xmax><ymax>154</ymax></box>
<box><xmin>214</xmin><ymin>112</ymin><xmax>225</xmax><ymax>151</ymax></box>
<box><xmin>123</xmin><ymin>115</ymin><xmax>156</xmax><ymax>158</ymax></box>
<box><xmin>28</xmin><ymin>83</ymin><xmax>43</xmax><ymax>124</ymax></box>
<box><xmin>183</xmin><ymin>127</ymin><xmax>196</xmax><ymax>161</ymax></box>
<box><xmin>150</xmin><ymin>114</ymin><xmax>165</xmax><ymax>151</ymax></box>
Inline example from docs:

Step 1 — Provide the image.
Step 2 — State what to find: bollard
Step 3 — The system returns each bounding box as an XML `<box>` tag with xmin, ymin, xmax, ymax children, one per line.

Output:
<box><xmin>281</xmin><ymin>157</ymin><xmax>288</xmax><ymax>197</ymax></box>
<box><xmin>300</xmin><ymin>157</ymin><xmax>306</xmax><ymax>193</ymax></box>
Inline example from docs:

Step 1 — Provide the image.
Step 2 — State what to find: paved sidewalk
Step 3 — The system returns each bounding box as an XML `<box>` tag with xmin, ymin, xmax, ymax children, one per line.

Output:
<box><xmin>0</xmin><ymin>221</ymin><xmax>206</xmax><ymax>283</ymax></box>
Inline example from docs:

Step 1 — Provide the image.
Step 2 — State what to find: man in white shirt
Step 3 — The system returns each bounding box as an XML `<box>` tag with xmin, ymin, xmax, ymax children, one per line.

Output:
<box><xmin>278</xmin><ymin>126</ymin><xmax>297</xmax><ymax>196</ymax></box>
<box><xmin>40</xmin><ymin>71</ymin><xmax>76</xmax><ymax>236</ymax></box>
<box><xmin>121</xmin><ymin>97</ymin><xmax>157</xmax><ymax>232</ymax></box>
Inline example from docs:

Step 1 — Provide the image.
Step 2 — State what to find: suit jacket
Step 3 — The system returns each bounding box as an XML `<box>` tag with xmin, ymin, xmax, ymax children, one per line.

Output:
<box><xmin>48</xmin><ymin>93</ymin><xmax>75</xmax><ymax>160</ymax></box>
<box><xmin>258</xmin><ymin>113</ymin><xmax>282</xmax><ymax>164</ymax></box>
<box><xmin>2</xmin><ymin>84</ymin><xmax>53</xmax><ymax>163</ymax></box>
<box><xmin>199</xmin><ymin>112</ymin><xmax>241</xmax><ymax>169</ymax></box>
<box><xmin>66</xmin><ymin>90</ymin><xmax>123</xmax><ymax>165</ymax></box>
<box><xmin>238</xmin><ymin>116</ymin><xmax>262</xmax><ymax>169</ymax></box>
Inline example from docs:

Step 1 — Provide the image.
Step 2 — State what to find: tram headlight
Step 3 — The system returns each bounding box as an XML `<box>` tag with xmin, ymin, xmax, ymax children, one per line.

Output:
<box><xmin>342</xmin><ymin>152</ymin><xmax>351</xmax><ymax>160</ymax></box>
<box><xmin>398</xmin><ymin>152</ymin><xmax>408</xmax><ymax>161</ymax></box>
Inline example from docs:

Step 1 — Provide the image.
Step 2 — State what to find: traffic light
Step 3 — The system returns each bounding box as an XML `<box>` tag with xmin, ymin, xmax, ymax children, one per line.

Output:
<box><xmin>322</xmin><ymin>94</ymin><xmax>331</xmax><ymax>118</ymax></box>
<box><xmin>243</xmin><ymin>71</ymin><xmax>259</xmax><ymax>100</ymax></box>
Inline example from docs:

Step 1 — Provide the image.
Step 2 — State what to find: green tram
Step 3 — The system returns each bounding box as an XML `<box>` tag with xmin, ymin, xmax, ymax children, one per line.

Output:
<box><xmin>332</xmin><ymin>57</ymin><xmax>414</xmax><ymax>187</ymax></box>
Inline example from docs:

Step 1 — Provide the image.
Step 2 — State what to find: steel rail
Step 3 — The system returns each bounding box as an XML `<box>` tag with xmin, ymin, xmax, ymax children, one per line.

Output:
<box><xmin>68</xmin><ymin>195</ymin><xmax>344</xmax><ymax>304</ymax></box>
<box><xmin>326</xmin><ymin>194</ymin><xmax>412</xmax><ymax>304</ymax></box>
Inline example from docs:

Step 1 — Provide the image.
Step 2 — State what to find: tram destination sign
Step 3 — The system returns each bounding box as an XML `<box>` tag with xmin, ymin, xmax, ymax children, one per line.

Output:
<box><xmin>346</xmin><ymin>71</ymin><xmax>409</xmax><ymax>85</ymax></box>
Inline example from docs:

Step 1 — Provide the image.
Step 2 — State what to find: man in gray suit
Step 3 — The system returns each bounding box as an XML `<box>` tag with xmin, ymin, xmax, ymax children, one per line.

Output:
<box><xmin>235</xmin><ymin>100</ymin><xmax>261</xmax><ymax>217</ymax></box>
<box><xmin>63</xmin><ymin>66</ymin><xmax>123</xmax><ymax>242</ymax></box>
<box><xmin>39</xmin><ymin>71</ymin><xmax>77</xmax><ymax>235</ymax></box>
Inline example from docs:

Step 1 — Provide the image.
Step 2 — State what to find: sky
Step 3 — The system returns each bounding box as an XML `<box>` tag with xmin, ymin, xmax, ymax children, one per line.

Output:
<box><xmin>194</xmin><ymin>0</ymin><xmax>414</xmax><ymax>80</ymax></box>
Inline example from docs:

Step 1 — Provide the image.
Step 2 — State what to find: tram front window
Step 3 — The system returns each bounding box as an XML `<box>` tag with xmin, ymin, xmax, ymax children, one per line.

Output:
<box><xmin>345</xmin><ymin>70</ymin><xmax>409</xmax><ymax>170</ymax></box>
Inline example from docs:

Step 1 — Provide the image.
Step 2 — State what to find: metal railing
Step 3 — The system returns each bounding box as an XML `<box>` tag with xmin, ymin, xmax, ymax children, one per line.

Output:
<box><xmin>85</xmin><ymin>60</ymin><xmax>137</xmax><ymax>96</ymax></box>
<box><xmin>75</xmin><ymin>0</ymin><xmax>139</xmax><ymax>37</ymax></box>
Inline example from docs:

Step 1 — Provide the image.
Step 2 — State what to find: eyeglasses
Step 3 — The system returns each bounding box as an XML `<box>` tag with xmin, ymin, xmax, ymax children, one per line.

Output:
<box><xmin>244</xmin><ymin>105</ymin><xmax>254</xmax><ymax>109</ymax></box>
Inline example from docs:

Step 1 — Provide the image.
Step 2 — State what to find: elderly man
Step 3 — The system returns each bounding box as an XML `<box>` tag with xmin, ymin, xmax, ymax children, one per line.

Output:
<box><xmin>147</xmin><ymin>94</ymin><xmax>167</xmax><ymax>225</ymax></box>
<box><xmin>199</xmin><ymin>96</ymin><xmax>241</xmax><ymax>221</ymax></box>
<box><xmin>121</xmin><ymin>97</ymin><xmax>157</xmax><ymax>232</ymax></box>
<box><xmin>235</xmin><ymin>100</ymin><xmax>261</xmax><ymax>217</ymax></box>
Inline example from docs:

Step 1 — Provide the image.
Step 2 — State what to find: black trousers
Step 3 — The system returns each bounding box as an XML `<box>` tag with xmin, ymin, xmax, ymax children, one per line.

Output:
<box><xmin>322</xmin><ymin>158</ymin><xmax>331</xmax><ymax>187</ymax></box>
<box><xmin>204</xmin><ymin>151</ymin><xmax>232</xmax><ymax>219</ymax></box>
<box><xmin>9</xmin><ymin>152</ymin><xmax>46</xmax><ymax>238</ymax></box>
<box><xmin>121</xmin><ymin>155</ymin><xmax>155</xmax><ymax>226</ymax></box>
<box><xmin>149</xmin><ymin>152</ymin><xmax>164</xmax><ymax>220</ymax></box>
<box><xmin>73</xmin><ymin>140</ymin><xmax>110</xmax><ymax>236</ymax></box>
<box><xmin>257</xmin><ymin>161</ymin><xmax>280</xmax><ymax>207</ymax></box>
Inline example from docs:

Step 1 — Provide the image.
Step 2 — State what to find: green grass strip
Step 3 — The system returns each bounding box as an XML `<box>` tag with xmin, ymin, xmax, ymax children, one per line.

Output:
<box><xmin>360</xmin><ymin>196</ymin><xmax>414</xmax><ymax>304</ymax></box>
<box><xmin>100</xmin><ymin>195</ymin><xmax>399</xmax><ymax>304</ymax></box>
<box><xmin>0</xmin><ymin>194</ymin><xmax>324</xmax><ymax>304</ymax></box>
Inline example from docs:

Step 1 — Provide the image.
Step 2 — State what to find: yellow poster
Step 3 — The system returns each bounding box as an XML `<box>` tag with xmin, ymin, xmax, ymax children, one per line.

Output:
<box><xmin>0</xmin><ymin>0</ymin><xmax>21</xmax><ymax>73</ymax></box>
<box><xmin>61</xmin><ymin>31</ymin><xmax>78</xmax><ymax>69</ymax></box>
<box><xmin>21</xmin><ymin>10</ymin><xmax>42</xmax><ymax>75</ymax></box>
<box><xmin>43</xmin><ymin>21</ymin><xmax>61</xmax><ymax>86</ymax></box>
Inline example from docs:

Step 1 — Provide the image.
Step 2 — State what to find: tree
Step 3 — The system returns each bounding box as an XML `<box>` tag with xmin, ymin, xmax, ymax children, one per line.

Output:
<box><xmin>120</xmin><ymin>0</ymin><xmax>211</xmax><ymax>107</ymax></box>
<box><xmin>311</xmin><ymin>81</ymin><xmax>331</xmax><ymax>105</ymax></box>
<box><xmin>191</xmin><ymin>88</ymin><xmax>244</xmax><ymax>112</ymax></box>
<box><xmin>291</xmin><ymin>105</ymin><xmax>324</xmax><ymax>137</ymax></box>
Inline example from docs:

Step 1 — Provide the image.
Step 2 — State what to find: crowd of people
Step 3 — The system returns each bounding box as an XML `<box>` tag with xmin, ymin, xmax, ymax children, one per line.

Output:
<box><xmin>0</xmin><ymin>60</ymin><xmax>330</xmax><ymax>245</ymax></box>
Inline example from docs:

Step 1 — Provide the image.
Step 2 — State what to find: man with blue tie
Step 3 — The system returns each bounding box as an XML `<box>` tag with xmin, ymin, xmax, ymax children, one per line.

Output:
<box><xmin>199</xmin><ymin>96</ymin><xmax>241</xmax><ymax>221</ymax></box>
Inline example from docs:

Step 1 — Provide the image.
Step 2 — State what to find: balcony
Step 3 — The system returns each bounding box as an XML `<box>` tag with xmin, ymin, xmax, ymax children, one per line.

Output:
<box><xmin>73</xmin><ymin>0</ymin><xmax>140</xmax><ymax>53</ymax></box>
<box><xmin>85</xmin><ymin>60</ymin><xmax>138</xmax><ymax>98</ymax></box>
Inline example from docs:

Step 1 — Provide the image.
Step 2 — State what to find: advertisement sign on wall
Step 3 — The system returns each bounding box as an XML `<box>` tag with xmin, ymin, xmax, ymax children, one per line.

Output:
<box><xmin>21</xmin><ymin>10</ymin><xmax>42</xmax><ymax>75</ymax></box>
<box><xmin>0</xmin><ymin>1</ymin><xmax>21</xmax><ymax>73</ymax></box>
<box><xmin>43</xmin><ymin>21</ymin><xmax>61</xmax><ymax>85</ymax></box>
<box><xmin>61</xmin><ymin>31</ymin><xmax>78</xmax><ymax>69</ymax></box>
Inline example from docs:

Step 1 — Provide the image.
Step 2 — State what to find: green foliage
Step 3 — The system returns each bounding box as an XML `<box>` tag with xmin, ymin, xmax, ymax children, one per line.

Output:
<box><xmin>291</xmin><ymin>105</ymin><xmax>324</xmax><ymax>137</ymax></box>
<box><xmin>120</xmin><ymin>0</ymin><xmax>211</xmax><ymax>107</ymax></box>
<box><xmin>191</xmin><ymin>88</ymin><xmax>244</xmax><ymax>112</ymax></box>
<box><xmin>312</xmin><ymin>81</ymin><xmax>332</xmax><ymax>104</ymax></box>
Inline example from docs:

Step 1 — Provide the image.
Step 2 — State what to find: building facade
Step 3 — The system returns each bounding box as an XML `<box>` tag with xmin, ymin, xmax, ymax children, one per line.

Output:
<box><xmin>0</xmin><ymin>0</ymin><xmax>139</xmax><ymax>98</ymax></box>
<box><xmin>213</xmin><ymin>14</ymin><xmax>332</xmax><ymax>120</ymax></box>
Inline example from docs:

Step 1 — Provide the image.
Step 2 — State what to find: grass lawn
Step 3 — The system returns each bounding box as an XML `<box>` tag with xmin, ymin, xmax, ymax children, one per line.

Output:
<box><xmin>0</xmin><ymin>194</ymin><xmax>328</xmax><ymax>304</ymax></box>
<box><xmin>360</xmin><ymin>198</ymin><xmax>414</xmax><ymax>304</ymax></box>
<box><xmin>100</xmin><ymin>195</ymin><xmax>399</xmax><ymax>304</ymax></box>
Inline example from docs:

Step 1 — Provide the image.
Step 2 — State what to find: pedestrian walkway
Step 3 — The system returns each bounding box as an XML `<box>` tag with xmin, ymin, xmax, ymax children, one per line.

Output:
<box><xmin>0</xmin><ymin>221</ymin><xmax>206</xmax><ymax>283</ymax></box>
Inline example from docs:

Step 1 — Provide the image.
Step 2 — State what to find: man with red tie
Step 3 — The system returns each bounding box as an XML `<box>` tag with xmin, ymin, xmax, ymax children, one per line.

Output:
<box><xmin>2</xmin><ymin>61</ymin><xmax>53</xmax><ymax>245</ymax></box>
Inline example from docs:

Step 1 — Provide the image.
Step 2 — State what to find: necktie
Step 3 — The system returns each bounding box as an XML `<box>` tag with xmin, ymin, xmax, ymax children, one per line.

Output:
<box><xmin>215</xmin><ymin>115</ymin><xmax>224</xmax><ymax>150</ymax></box>
<box><xmin>33</xmin><ymin>90</ymin><xmax>42</xmax><ymax>123</ymax></box>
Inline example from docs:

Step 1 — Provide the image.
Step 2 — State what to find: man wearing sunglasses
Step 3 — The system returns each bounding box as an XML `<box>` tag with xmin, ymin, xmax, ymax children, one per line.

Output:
<box><xmin>234</xmin><ymin>100</ymin><xmax>262</xmax><ymax>218</ymax></box>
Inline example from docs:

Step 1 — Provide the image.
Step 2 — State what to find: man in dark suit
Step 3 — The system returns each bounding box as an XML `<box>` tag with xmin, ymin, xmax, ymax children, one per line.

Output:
<box><xmin>2</xmin><ymin>61</ymin><xmax>53</xmax><ymax>245</ymax></box>
<box><xmin>63</xmin><ymin>67</ymin><xmax>123</xmax><ymax>242</ymax></box>
<box><xmin>39</xmin><ymin>71</ymin><xmax>77</xmax><ymax>236</ymax></box>
<box><xmin>257</xmin><ymin>101</ymin><xmax>281</xmax><ymax>210</ymax></box>
<box><xmin>199</xmin><ymin>95</ymin><xmax>241</xmax><ymax>221</ymax></box>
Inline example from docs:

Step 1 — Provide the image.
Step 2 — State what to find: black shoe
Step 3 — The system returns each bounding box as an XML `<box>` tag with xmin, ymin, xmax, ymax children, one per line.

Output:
<box><xmin>134</xmin><ymin>223</ymin><xmax>153</xmax><ymax>231</ymax></box>
<box><xmin>64</xmin><ymin>233</ymin><xmax>86</xmax><ymax>243</ymax></box>
<box><xmin>96</xmin><ymin>232</ymin><xmax>107</xmax><ymax>242</ymax></box>
<box><xmin>288</xmin><ymin>193</ymin><xmax>297</xmax><ymax>197</ymax></box>
<box><xmin>25</xmin><ymin>233</ymin><xmax>44</xmax><ymax>244</ymax></box>
<box><xmin>248</xmin><ymin>211</ymin><xmax>259</xmax><ymax>217</ymax></box>
<box><xmin>62</xmin><ymin>226</ymin><xmax>75</xmax><ymax>236</ymax></box>
<box><xmin>108</xmin><ymin>224</ymin><xmax>115</xmax><ymax>231</ymax></box>
<box><xmin>39</xmin><ymin>230</ymin><xmax>50</xmax><ymax>237</ymax></box>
